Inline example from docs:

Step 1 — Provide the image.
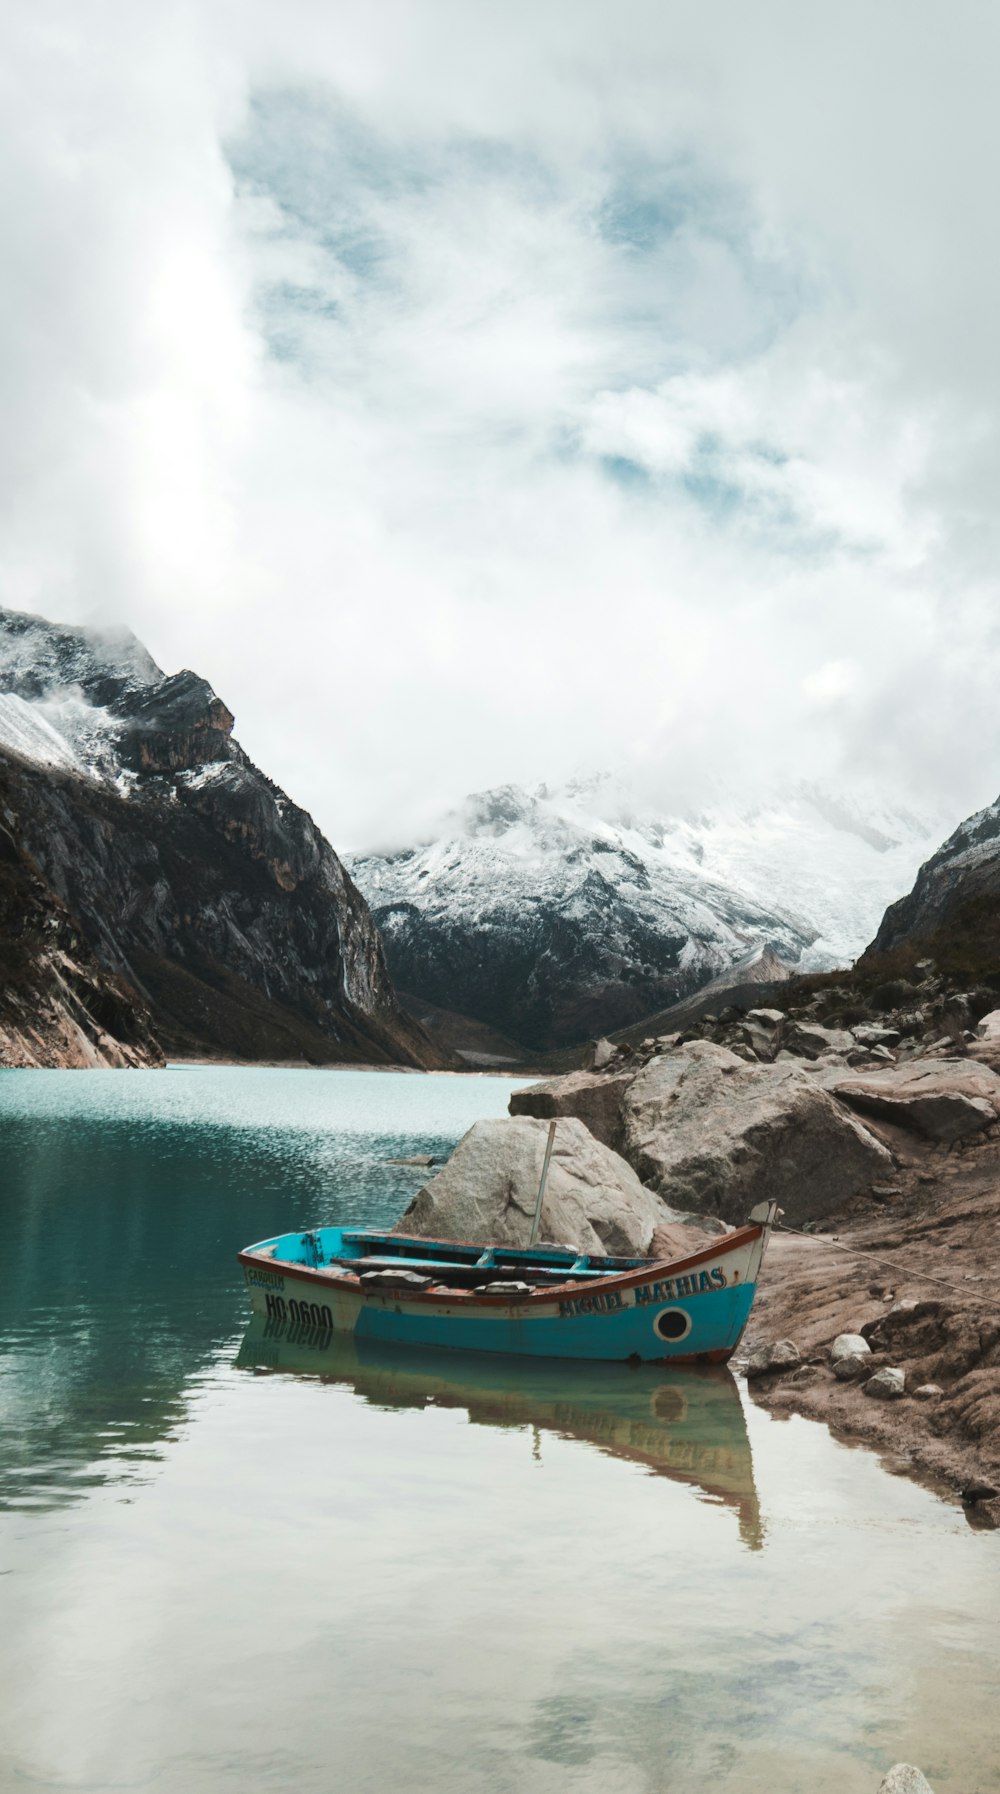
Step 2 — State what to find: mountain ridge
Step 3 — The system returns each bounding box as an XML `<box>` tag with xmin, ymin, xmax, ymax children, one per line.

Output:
<box><xmin>0</xmin><ymin>605</ymin><xmax>437</xmax><ymax>1068</ymax></box>
<box><xmin>347</xmin><ymin>776</ymin><xmax>945</xmax><ymax>1051</ymax></box>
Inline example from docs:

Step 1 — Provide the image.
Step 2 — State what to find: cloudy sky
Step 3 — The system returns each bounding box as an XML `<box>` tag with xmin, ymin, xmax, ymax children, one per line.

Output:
<box><xmin>2</xmin><ymin>1</ymin><xmax>1000</xmax><ymax>847</ymax></box>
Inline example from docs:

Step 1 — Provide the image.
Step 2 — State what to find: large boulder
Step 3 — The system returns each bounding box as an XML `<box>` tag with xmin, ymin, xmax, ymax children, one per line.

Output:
<box><xmin>395</xmin><ymin>1116</ymin><xmax>678</xmax><ymax>1257</ymax></box>
<box><xmin>511</xmin><ymin>1067</ymin><xmax>635</xmax><ymax>1152</ymax></box>
<box><xmin>620</xmin><ymin>1042</ymin><xmax>893</xmax><ymax>1225</ymax></box>
<box><xmin>831</xmin><ymin>1060</ymin><xmax>1000</xmax><ymax>1142</ymax></box>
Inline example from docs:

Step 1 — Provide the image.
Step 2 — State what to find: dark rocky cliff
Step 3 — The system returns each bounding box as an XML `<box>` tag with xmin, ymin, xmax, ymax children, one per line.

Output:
<box><xmin>864</xmin><ymin>794</ymin><xmax>1000</xmax><ymax>983</ymax></box>
<box><xmin>0</xmin><ymin>807</ymin><xmax>163</xmax><ymax>1067</ymax></box>
<box><xmin>0</xmin><ymin>606</ymin><xmax>437</xmax><ymax>1067</ymax></box>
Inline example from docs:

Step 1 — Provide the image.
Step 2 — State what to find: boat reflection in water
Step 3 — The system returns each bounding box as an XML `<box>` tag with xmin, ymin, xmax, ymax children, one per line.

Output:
<box><xmin>236</xmin><ymin>1316</ymin><xmax>764</xmax><ymax>1550</ymax></box>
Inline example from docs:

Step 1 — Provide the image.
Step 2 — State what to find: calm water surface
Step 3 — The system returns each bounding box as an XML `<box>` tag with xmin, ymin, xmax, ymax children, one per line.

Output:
<box><xmin>0</xmin><ymin>1066</ymin><xmax>997</xmax><ymax>1794</ymax></box>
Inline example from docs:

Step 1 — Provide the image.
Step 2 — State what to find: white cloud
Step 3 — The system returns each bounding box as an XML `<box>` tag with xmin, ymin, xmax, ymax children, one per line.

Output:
<box><xmin>1</xmin><ymin>0</ymin><xmax>999</xmax><ymax>848</ymax></box>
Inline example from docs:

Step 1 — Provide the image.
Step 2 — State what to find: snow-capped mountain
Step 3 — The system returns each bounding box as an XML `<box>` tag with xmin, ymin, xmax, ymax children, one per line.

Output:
<box><xmin>0</xmin><ymin>605</ymin><xmax>434</xmax><ymax>1068</ymax></box>
<box><xmin>869</xmin><ymin>791</ymin><xmax>1000</xmax><ymax>960</ymax></box>
<box><xmin>347</xmin><ymin>775</ymin><xmax>948</xmax><ymax>1051</ymax></box>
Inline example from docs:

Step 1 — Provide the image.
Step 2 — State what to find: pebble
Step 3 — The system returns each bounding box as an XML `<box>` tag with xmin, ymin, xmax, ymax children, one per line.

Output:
<box><xmin>877</xmin><ymin>1767</ymin><xmax>935</xmax><ymax>1793</ymax></box>
<box><xmin>913</xmin><ymin>1383</ymin><xmax>943</xmax><ymax>1400</ymax></box>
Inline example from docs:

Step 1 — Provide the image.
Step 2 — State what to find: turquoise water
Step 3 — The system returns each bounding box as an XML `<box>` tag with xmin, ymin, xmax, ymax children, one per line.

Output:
<box><xmin>0</xmin><ymin>1066</ymin><xmax>998</xmax><ymax>1794</ymax></box>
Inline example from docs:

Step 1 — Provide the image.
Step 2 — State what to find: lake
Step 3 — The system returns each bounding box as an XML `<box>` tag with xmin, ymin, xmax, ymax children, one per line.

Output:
<box><xmin>0</xmin><ymin>1065</ymin><xmax>997</xmax><ymax>1794</ymax></box>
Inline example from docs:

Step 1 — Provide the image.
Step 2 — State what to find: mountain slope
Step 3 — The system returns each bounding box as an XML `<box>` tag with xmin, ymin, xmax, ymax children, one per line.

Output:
<box><xmin>348</xmin><ymin>777</ymin><xmax>944</xmax><ymax>1052</ymax></box>
<box><xmin>0</xmin><ymin>808</ymin><xmax>163</xmax><ymax>1068</ymax></box>
<box><xmin>866</xmin><ymin>792</ymin><xmax>1000</xmax><ymax>980</ymax></box>
<box><xmin>0</xmin><ymin>606</ymin><xmax>435</xmax><ymax>1067</ymax></box>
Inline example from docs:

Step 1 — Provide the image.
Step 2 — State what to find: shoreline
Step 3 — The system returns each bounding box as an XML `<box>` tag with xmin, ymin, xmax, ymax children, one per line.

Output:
<box><xmin>163</xmin><ymin>1058</ymin><xmax>531</xmax><ymax>1077</ymax></box>
<box><xmin>740</xmin><ymin>1194</ymin><xmax>1000</xmax><ymax>1521</ymax></box>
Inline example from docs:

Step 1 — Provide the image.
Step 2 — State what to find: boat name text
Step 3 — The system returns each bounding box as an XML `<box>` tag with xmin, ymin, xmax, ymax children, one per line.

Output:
<box><xmin>245</xmin><ymin>1265</ymin><xmax>286</xmax><ymax>1290</ymax></box>
<box><xmin>558</xmin><ymin>1267</ymin><xmax>726</xmax><ymax>1318</ymax></box>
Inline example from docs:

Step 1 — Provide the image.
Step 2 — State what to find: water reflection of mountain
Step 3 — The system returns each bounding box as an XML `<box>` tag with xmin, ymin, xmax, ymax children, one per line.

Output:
<box><xmin>237</xmin><ymin>1319</ymin><xmax>764</xmax><ymax>1549</ymax></box>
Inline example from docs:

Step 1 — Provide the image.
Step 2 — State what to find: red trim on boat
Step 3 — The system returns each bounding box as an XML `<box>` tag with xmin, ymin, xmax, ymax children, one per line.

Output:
<box><xmin>237</xmin><ymin>1222</ymin><xmax>763</xmax><ymax>1310</ymax></box>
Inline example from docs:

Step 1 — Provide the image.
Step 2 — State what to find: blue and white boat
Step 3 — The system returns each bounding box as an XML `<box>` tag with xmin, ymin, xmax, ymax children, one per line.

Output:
<box><xmin>238</xmin><ymin>1201</ymin><xmax>777</xmax><ymax>1364</ymax></box>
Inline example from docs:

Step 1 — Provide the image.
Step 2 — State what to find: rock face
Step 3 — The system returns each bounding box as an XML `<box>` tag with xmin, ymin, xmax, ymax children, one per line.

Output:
<box><xmin>832</xmin><ymin>1061</ymin><xmax>1000</xmax><ymax>1142</ymax></box>
<box><xmin>0</xmin><ymin>811</ymin><xmax>162</xmax><ymax>1067</ymax></box>
<box><xmin>866</xmin><ymin>790</ymin><xmax>1000</xmax><ymax>990</ymax></box>
<box><xmin>396</xmin><ymin>1116</ymin><xmax>677</xmax><ymax>1256</ymax></box>
<box><xmin>0</xmin><ymin>605</ymin><xmax>435</xmax><ymax>1067</ymax></box>
<box><xmin>625</xmin><ymin>1047</ymin><xmax>894</xmax><ymax>1224</ymax></box>
<box><xmin>512</xmin><ymin>1066</ymin><xmax>638</xmax><ymax>1152</ymax></box>
<box><xmin>514</xmin><ymin>1040</ymin><xmax>894</xmax><ymax>1227</ymax></box>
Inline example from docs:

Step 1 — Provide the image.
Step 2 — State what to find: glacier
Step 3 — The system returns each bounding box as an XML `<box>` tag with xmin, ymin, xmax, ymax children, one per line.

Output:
<box><xmin>347</xmin><ymin>775</ymin><xmax>949</xmax><ymax>1049</ymax></box>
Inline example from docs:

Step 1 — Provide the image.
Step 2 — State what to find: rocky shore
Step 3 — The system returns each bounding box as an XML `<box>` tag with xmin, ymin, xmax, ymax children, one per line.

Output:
<box><xmin>398</xmin><ymin>959</ymin><xmax>1000</xmax><ymax>1518</ymax></box>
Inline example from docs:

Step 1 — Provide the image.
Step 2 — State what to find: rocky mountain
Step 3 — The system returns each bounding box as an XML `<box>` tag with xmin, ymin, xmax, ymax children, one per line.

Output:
<box><xmin>347</xmin><ymin>777</ymin><xmax>944</xmax><ymax>1052</ymax></box>
<box><xmin>867</xmin><ymin>793</ymin><xmax>1000</xmax><ymax>979</ymax></box>
<box><xmin>0</xmin><ymin>606</ymin><xmax>435</xmax><ymax>1068</ymax></box>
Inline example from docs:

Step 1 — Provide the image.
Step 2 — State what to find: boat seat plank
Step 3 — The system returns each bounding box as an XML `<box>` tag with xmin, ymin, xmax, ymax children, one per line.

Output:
<box><xmin>332</xmin><ymin>1254</ymin><xmax>609</xmax><ymax>1281</ymax></box>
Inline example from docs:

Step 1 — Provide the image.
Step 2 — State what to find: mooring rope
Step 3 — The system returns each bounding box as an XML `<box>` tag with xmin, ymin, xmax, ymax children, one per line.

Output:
<box><xmin>774</xmin><ymin>1220</ymin><xmax>997</xmax><ymax>1312</ymax></box>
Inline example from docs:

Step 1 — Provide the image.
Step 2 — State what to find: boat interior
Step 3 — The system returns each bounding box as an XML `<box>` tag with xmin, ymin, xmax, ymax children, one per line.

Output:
<box><xmin>254</xmin><ymin>1227</ymin><xmax>652</xmax><ymax>1292</ymax></box>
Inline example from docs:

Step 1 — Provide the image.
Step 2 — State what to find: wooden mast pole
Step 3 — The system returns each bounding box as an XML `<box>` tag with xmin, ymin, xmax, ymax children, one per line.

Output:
<box><xmin>529</xmin><ymin>1119</ymin><xmax>558</xmax><ymax>1246</ymax></box>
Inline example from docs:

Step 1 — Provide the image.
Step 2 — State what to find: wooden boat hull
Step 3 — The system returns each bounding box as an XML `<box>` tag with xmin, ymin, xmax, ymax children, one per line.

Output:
<box><xmin>238</xmin><ymin>1219</ymin><xmax>771</xmax><ymax>1364</ymax></box>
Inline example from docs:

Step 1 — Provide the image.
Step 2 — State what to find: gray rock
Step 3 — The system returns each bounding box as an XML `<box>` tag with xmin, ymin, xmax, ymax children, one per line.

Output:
<box><xmin>864</xmin><ymin>1367</ymin><xmax>906</xmax><ymax>1400</ymax></box>
<box><xmin>894</xmin><ymin>1010</ymin><xmax>927</xmax><ymax>1037</ymax></box>
<box><xmin>913</xmin><ymin>1383</ymin><xmax>943</xmax><ymax>1400</ymax></box>
<box><xmin>621</xmin><ymin>1042</ymin><xmax>894</xmax><ymax>1226</ymax></box>
<box><xmin>846</xmin><ymin>1044</ymin><xmax>896</xmax><ymax>1066</ymax></box>
<box><xmin>740</xmin><ymin>1008</ymin><xmax>787</xmax><ymax>1061</ymax></box>
<box><xmin>876</xmin><ymin>1767</ymin><xmax>935</xmax><ymax>1793</ymax></box>
<box><xmin>833</xmin><ymin>1353</ymin><xmax>872</xmax><ymax>1381</ymax></box>
<box><xmin>832</xmin><ymin>1060</ymin><xmax>1000</xmax><ymax>1142</ymax></box>
<box><xmin>784</xmin><ymin>1020</ymin><xmax>856</xmax><ymax>1061</ymax></box>
<box><xmin>852</xmin><ymin>1024</ymin><xmax>902</xmax><ymax>1048</ymax></box>
<box><xmin>745</xmin><ymin>1339</ymin><xmax>801</xmax><ymax>1379</ymax></box>
<box><xmin>387</xmin><ymin>1154</ymin><xmax>436</xmax><ymax>1166</ymax></box>
<box><xmin>511</xmin><ymin>1067</ymin><xmax>635</xmax><ymax>1151</ymax></box>
<box><xmin>587</xmin><ymin>1037</ymin><xmax>615</xmax><ymax>1070</ymax></box>
<box><xmin>746</xmin><ymin>1007</ymin><xmax>787</xmax><ymax>1029</ymax></box>
<box><xmin>830</xmin><ymin>1332</ymin><xmax>872</xmax><ymax>1363</ymax></box>
<box><xmin>977</xmin><ymin>1008</ymin><xmax>1000</xmax><ymax>1041</ymax></box>
<box><xmin>397</xmin><ymin>1115</ymin><xmax>675</xmax><ymax>1256</ymax></box>
<box><xmin>648</xmin><ymin>1216</ymin><xmax>732</xmax><ymax>1261</ymax></box>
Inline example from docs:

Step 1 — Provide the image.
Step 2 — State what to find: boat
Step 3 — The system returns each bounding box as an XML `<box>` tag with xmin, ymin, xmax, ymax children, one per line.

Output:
<box><xmin>237</xmin><ymin>1199</ymin><xmax>777</xmax><ymax>1364</ymax></box>
<box><xmin>235</xmin><ymin>1319</ymin><xmax>764</xmax><ymax>1547</ymax></box>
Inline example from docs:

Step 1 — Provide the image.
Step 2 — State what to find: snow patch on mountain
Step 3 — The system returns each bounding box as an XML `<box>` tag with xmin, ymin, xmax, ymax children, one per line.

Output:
<box><xmin>0</xmin><ymin>610</ymin><xmax>162</xmax><ymax>784</ymax></box>
<box><xmin>0</xmin><ymin>693</ymin><xmax>87</xmax><ymax>775</ymax></box>
<box><xmin>347</xmin><ymin>776</ymin><xmax>949</xmax><ymax>1046</ymax></box>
